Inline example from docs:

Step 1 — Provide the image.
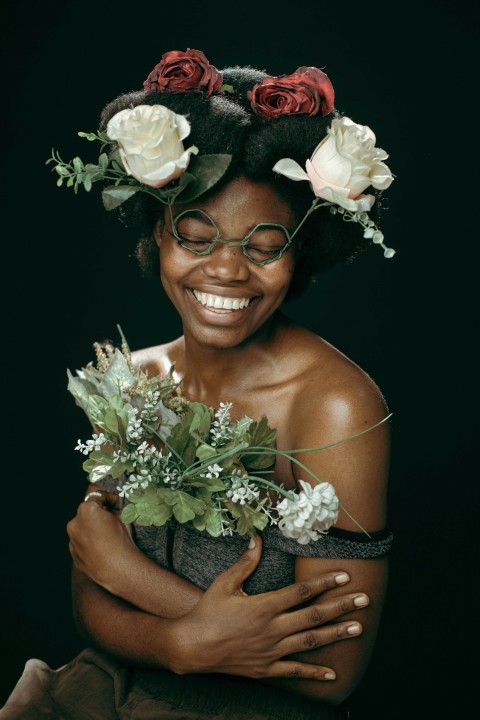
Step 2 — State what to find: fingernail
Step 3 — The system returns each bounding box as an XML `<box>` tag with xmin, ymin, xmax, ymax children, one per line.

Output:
<box><xmin>248</xmin><ymin>537</ymin><xmax>256</xmax><ymax>549</ymax></box>
<box><xmin>335</xmin><ymin>573</ymin><xmax>349</xmax><ymax>584</ymax></box>
<box><xmin>324</xmin><ymin>672</ymin><xmax>336</xmax><ymax>680</ymax></box>
<box><xmin>353</xmin><ymin>595</ymin><xmax>369</xmax><ymax>607</ymax></box>
<box><xmin>347</xmin><ymin>623</ymin><xmax>361</xmax><ymax>635</ymax></box>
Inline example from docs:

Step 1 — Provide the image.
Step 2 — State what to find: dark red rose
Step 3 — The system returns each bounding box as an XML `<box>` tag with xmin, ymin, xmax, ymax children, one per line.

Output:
<box><xmin>143</xmin><ymin>49</ymin><xmax>223</xmax><ymax>95</ymax></box>
<box><xmin>247</xmin><ymin>66</ymin><xmax>335</xmax><ymax>120</ymax></box>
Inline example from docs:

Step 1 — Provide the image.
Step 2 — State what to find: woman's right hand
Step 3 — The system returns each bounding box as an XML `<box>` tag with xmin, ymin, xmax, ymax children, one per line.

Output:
<box><xmin>170</xmin><ymin>534</ymin><xmax>368</xmax><ymax>681</ymax></box>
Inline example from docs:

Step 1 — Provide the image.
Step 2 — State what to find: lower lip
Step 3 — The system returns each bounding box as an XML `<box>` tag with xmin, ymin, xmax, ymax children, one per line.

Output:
<box><xmin>187</xmin><ymin>289</ymin><xmax>258</xmax><ymax>323</ymax></box>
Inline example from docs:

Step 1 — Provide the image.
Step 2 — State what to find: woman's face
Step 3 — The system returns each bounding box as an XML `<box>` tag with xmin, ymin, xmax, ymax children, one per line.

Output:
<box><xmin>154</xmin><ymin>176</ymin><xmax>296</xmax><ymax>349</ymax></box>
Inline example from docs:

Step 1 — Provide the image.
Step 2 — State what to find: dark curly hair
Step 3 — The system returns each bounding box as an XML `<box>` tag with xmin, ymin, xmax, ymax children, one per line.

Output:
<box><xmin>98</xmin><ymin>66</ymin><xmax>384</xmax><ymax>300</ymax></box>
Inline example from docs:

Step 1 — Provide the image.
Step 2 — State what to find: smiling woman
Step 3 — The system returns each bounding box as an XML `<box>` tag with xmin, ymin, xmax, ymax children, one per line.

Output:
<box><xmin>1</xmin><ymin>49</ymin><xmax>394</xmax><ymax>720</ymax></box>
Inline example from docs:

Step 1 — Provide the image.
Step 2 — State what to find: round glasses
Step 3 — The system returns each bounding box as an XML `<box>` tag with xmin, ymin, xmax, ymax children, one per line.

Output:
<box><xmin>168</xmin><ymin>207</ymin><xmax>293</xmax><ymax>266</ymax></box>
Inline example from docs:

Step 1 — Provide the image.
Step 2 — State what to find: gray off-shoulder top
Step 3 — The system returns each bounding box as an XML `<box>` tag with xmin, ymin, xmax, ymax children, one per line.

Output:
<box><xmin>99</xmin><ymin>477</ymin><xmax>393</xmax><ymax>595</ymax></box>
<box><xmin>133</xmin><ymin>519</ymin><xmax>393</xmax><ymax>594</ymax></box>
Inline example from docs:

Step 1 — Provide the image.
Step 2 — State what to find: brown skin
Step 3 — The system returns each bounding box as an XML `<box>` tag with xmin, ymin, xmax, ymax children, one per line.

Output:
<box><xmin>67</xmin><ymin>177</ymin><xmax>390</xmax><ymax>706</ymax></box>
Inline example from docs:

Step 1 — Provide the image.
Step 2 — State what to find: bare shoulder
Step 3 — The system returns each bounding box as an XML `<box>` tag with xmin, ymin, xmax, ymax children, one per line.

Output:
<box><xmin>286</xmin><ymin>325</ymin><xmax>389</xmax><ymax>446</ymax></box>
<box><xmin>284</xmin><ymin>325</ymin><xmax>391</xmax><ymax>530</ymax></box>
<box><xmin>131</xmin><ymin>337</ymin><xmax>184</xmax><ymax>381</ymax></box>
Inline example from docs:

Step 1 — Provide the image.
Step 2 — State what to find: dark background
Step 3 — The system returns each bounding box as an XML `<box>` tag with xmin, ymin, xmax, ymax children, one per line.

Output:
<box><xmin>1</xmin><ymin>1</ymin><xmax>477</xmax><ymax>717</ymax></box>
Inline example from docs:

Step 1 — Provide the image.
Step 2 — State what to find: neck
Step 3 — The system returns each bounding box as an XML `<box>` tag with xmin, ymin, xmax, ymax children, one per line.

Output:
<box><xmin>179</xmin><ymin>311</ymin><xmax>289</xmax><ymax>404</ymax></box>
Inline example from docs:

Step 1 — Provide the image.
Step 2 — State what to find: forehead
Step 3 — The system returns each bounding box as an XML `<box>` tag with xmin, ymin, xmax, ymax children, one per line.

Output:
<box><xmin>171</xmin><ymin>176</ymin><xmax>296</xmax><ymax>229</ymax></box>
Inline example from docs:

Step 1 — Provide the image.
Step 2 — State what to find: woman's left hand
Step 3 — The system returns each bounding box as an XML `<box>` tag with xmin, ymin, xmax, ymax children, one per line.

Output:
<box><xmin>67</xmin><ymin>485</ymin><xmax>137</xmax><ymax>592</ymax></box>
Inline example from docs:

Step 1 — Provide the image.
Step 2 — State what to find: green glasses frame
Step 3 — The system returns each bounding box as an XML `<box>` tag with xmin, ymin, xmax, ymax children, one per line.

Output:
<box><xmin>168</xmin><ymin>205</ymin><xmax>294</xmax><ymax>267</ymax></box>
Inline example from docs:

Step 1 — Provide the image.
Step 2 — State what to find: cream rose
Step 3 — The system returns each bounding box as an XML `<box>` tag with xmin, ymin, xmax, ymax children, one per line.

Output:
<box><xmin>106</xmin><ymin>104</ymin><xmax>198</xmax><ymax>188</ymax></box>
<box><xmin>273</xmin><ymin>116</ymin><xmax>393</xmax><ymax>212</ymax></box>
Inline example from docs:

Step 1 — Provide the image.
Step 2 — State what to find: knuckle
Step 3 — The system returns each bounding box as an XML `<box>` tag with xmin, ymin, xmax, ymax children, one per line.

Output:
<box><xmin>338</xmin><ymin>598</ymin><xmax>351</xmax><ymax>613</ymax></box>
<box><xmin>298</xmin><ymin>582</ymin><xmax>314</xmax><ymax>601</ymax></box>
<box><xmin>288</xmin><ymin>665</ymin><xmax>301</xmax><ymax>678</ymax></box>
<box><xmin>308</xmin><ymin>607</ymin><xmax>325</xmax><ymax>625</ymax></box>
<box><xmin>303</xmin><ymin>632</ymin><xmax>317</xmax><ymax>650</ymax></box>
<box><xmin>335</xmin><ymin>624</ymin><xmax>345</xmax><ymax>640</ymax></box>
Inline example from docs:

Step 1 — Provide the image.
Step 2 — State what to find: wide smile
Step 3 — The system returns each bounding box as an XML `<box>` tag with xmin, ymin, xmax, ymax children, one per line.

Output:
<box><xmin>191</xmin><ymin>289</ymin><xmax>254</xmax><ymax>312</ymax></box>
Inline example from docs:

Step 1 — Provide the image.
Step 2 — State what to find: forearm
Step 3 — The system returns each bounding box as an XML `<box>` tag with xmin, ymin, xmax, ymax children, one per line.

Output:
<box><xmin>72</xmin><ymin>565</ymin><xmax>186</xmax><ymax>670</ymax></box>
<box><xmin>100</xmin><ymin>545</ymin><xmax>203</xmax><ymax>618</ymax></box>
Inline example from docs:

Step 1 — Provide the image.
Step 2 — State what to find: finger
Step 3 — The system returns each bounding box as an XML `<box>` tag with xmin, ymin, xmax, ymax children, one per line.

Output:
<box><xmin>84</xmin><ymin>484</ymin><xmax>120</xmax><ymax>511</ymax></box>
<box><xmin>262</xmin><ymin>571</ymin><xmax>351</xmax><ymax>614</ymax></box>
<box><xmin>282</xmin><ymin>593</ymin><xmax>369</xmax><ymax>634</ymax></box>
<box><xmin>101</xmin><ymin>491</ymin><xmax>121</xmax><ymax>512</ymax></box>
<box><xmin>262</xmin><ymin>660</ymin><xmax>337</xmax><ymax>681</ymax></box>
<box><xmin>277</xmin><ymin>620</ymin><xmax>363</xmax><ymax>657</ymax></box>
<box><xmin>212</xmin><ymin>535</ymin><xmax>263</xmax><ymax>595</ymax></box>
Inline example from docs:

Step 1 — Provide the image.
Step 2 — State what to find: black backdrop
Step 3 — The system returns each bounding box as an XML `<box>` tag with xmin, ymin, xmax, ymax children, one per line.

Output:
<box><xmin>1</xmin><ymin>1</ymin><xmax>477</xmax><ymax>717</ymax></box>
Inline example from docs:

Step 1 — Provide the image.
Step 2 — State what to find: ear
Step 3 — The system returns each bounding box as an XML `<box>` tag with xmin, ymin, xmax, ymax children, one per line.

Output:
<box><xmin>153</xmin><ymin>219</ymin><xmax>163</xmax><ymax>248</ymax></box>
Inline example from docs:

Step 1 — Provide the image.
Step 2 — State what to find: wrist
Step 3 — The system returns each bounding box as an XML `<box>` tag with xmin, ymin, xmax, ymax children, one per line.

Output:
<box><xmin>165</xmin><ymin>615</ymin><xmax>200</xmax><ymax>675</ymax></box>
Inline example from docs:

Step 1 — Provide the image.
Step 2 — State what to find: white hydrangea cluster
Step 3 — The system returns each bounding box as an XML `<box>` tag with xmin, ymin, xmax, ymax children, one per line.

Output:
<box><xmin>276</xmin><ymin>479</ymin><xmax>339</xmax><ymax>545</ymax></box>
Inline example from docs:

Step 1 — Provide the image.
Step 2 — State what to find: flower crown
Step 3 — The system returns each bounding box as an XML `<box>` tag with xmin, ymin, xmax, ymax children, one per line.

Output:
<box><xmin>47</xmin><ymin>48</ymin><xmax>395</xmax><ymax>258</ymax></box>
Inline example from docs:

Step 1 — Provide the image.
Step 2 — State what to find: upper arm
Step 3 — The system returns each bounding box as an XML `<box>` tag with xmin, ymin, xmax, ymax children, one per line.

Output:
<box><xmin>286</xmin><ymin>367</ymin><xmax>392</xmax><ymax>702</ymax></box>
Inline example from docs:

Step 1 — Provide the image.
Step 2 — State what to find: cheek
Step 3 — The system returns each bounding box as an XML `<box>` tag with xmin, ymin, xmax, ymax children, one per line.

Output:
<box><xmin>158</xmin><ymin>241</ymin><xmax>198</xmax><ymax>292</ymax></box>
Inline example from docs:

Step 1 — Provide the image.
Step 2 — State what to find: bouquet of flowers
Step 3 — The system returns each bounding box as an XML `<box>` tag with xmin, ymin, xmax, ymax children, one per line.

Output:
<box><xmin>68</xmin><ymin>329</ymin><xmax>389</xmax><ymax>544</ymax></box>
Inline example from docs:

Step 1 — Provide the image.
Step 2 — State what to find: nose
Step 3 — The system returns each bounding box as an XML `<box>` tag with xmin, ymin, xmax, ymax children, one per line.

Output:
<box><xmin>202</xmin><ymin>242</ymin><xmax>251</xmax><ymax>282</ymax></box>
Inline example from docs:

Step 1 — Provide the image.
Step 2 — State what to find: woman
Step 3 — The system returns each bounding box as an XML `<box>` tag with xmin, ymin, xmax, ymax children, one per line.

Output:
<box><xmin>1</xmin><ymin>49</ymin><xmax>393</xmax><ymax>719</ymax></box>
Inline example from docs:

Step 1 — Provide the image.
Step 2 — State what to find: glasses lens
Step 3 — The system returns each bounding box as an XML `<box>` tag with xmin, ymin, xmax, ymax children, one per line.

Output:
<box><xmin>244</xmin><ymin>224</ymin><xmax>291</xmax><ymax>264</ymax></box>
<box><xmin>174</xmin><ymin>210</ymin><xmax>217</xmax><ymax>254</ymax></box>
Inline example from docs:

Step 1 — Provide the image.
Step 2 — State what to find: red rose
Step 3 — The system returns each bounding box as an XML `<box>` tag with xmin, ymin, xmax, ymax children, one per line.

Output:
<box><xmin>143</xmin><ymin>49</ymin><xmax>223</xmax><ymax>95</ymax></box>
<box><xmin>247</xmin><ymin>66</ymin><xmax>335</xmax><ymax>120</ymax></box>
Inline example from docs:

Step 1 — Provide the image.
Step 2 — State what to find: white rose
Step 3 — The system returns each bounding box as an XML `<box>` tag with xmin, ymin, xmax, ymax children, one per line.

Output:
<box><xmin>273</xmin><ymin>116</ymin><xmax>393</xmax><ymax>212</ymax></box>
<box><xmin>106</xmin><ymin>104</ymin><xmax>198</xmax><ymax>188</ymax></box>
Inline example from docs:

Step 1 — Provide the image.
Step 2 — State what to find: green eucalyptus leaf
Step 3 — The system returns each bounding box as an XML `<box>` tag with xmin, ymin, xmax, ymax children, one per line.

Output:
<box><xmin>78</xmin><ymin>132</ymin><xmax>99</xmax><ymax>141</ymax></box>
<box><xmin>72</xmin><ymin>157</ymin><xmax>84</xmax><ymax>172</ymax></box>
<box><xmin>175</xmin><ymin>154</ymin><xmax>232</xmax><ymax>203</ymax></box>
<box><xmin>99</xmin><ymin>153</ymin><xmax>108</xmax><ymax>170</ymax></box>
<box><xmin>84</xmin><ymin>175</ymin><xmax>92</xmax><ymax>192</ymax></box>
<box><xmin>102</xmin><ymin>185</ymin><xmax>140</xmax><ymax>211</ymax></box>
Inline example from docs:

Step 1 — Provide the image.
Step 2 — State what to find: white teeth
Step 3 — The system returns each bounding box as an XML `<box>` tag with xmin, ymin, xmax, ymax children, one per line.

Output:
<box><xmin>193</xmin><ymin>290</ymin><xmax>251</xmax><ymax>310</ymax></box>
